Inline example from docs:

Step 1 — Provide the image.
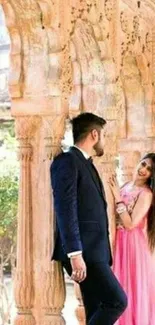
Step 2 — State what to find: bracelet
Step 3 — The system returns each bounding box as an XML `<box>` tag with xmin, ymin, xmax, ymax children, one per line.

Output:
<box><xmin>116</xmin><ymin>201</ymin><xmax>124</xmax><ymax>205</ymax></box>
<box><xmin>116</xmin><ymin>205</ymin><xmax>127</xmax><ymax>214</ymax></box>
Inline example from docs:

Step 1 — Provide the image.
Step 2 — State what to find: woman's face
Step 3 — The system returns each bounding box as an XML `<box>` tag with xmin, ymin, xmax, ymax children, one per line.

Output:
<box><xmin>135</xmin><ymin>158</ymin><xmax>152</xmax><ymax>183</ymax></box>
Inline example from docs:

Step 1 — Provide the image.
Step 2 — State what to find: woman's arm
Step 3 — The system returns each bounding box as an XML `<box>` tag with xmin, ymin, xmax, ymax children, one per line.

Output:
<box><xmin>117</xmin><ymin>191</ymin><xmax>152</xmax><ymax>230</ymax></box>
<box><xmin>109</xmin><ymin>176</ymin><xmax>152</xmax><ymax>230</ymax></box>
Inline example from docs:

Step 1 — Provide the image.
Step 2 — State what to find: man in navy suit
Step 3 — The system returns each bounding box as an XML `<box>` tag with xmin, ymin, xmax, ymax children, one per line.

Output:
<box><xmin>50</xmin><ymin>113</ymin><xmax>127</xmax><ymax>325</ymax></box>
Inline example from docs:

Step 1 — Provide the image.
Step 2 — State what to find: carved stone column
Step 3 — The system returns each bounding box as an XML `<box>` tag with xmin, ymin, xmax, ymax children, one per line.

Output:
<box><xmin>74</xmin><ymin>283</ymin><xmax>85</xmax><ymax>325</ymax></box>
<box><xmin>41</xmin><ymin>117</ymin><xmax>66</xmax><ymax>325</ymax></box>
<box><xmin>14</xmin><ymin>118</ymin><xmax>36</xmax><ymax>325</ymax></box>
<box><xmin>42</xmin><ymin>261</ymin><xmax>66</xmax><ymax>325</ymax></box>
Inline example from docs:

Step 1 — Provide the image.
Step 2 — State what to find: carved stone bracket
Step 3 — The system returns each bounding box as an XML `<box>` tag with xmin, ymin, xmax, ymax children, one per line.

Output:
<box><xmin>42</xmin><ymin>115</ymin><xmax>66</xmax><ymax>159</ymax></box>
<box><xmin>2</xmin><ymin>0</ymin><xmax>22</xmax><ymax>98</ymax></box>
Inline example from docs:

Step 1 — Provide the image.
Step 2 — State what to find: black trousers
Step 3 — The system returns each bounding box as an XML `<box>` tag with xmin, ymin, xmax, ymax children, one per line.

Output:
<box><xmin>63</xmin><ymin>261</ymin><xmax>127</xmax><ymax>325</ymax></box>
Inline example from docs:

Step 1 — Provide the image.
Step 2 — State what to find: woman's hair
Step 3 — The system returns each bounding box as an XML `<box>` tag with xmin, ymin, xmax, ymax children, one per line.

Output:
<box><xmin>142</xmin><ymin>153</ymin><xmax>155</xmax><ymax>252</ymax></box>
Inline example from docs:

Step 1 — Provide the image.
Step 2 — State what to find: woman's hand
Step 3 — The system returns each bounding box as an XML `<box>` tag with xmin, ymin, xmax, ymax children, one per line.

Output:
<box><xmin>108</xmin><ymin>175</ymin><xmax>121</xmax><ymax>203</ymax></box>
<box><xmin>117</xmin><ymin>223</ymin><xmax>124</xmax><ymax>229</ymax></box>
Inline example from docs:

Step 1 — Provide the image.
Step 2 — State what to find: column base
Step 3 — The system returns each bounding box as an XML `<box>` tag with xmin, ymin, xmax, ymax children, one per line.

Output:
<box><xmin>14</xmin><ymin>313</ymin><xmax>35</xmax><ymax>325</ymax></box>
<box><xmin>43</xmin><ymin>314</ymin><xmax>66</xmax><ymax>325</ymax></box>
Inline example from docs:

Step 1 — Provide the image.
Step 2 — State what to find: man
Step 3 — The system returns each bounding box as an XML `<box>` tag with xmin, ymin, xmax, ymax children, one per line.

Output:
<box><xmin>50</xmin><ymin>113</ymin><xmax>127</xmax><ymax>325</ymax></box>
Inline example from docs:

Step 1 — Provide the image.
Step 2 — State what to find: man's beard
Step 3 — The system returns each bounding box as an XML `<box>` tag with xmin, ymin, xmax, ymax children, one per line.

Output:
<box><xmin>93</xmin><ymin>141</ymin><xmax>104</xmax><ymax>157</ymax></box>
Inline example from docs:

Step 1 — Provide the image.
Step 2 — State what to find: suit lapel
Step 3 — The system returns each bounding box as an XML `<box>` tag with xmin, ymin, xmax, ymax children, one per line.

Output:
<box><xmin>92</xmin><ymin>165</ymin><xmax>106</xmax><ymax>201</ymax></box>
<box><xmin>70</xmin><ymin>147</ymin><xmax>106</xmax><ymax>202</ymax></box>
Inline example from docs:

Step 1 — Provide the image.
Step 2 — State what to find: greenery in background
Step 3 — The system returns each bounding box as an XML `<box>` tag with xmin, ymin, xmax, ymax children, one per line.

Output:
<box><xmin>0</xmin><ymin>119</ymin><xmax>19</xmax><ymax>272</ymax></box>
<box><xmin>0</xmin><ymin>120</ymin><xmax>16</xmax><ymax>153</ymax></box>
<box><xmin>0</xmin><ymin>173</ymin><xmax>18</xmax><ymax>238</ymax></box>
<box><xmin>0</xmin><ymin>119</ymin><xmax>19</xmax><ymax>173</ymax></box>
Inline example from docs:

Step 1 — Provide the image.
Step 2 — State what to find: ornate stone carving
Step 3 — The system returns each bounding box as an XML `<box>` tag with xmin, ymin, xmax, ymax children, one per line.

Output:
<box><xmin>15</xmin><ymin>116</ymin><xmax>41</xmax><ymax>141</ymax></box>
<box><xmin>1</xmin><ymin>1</ymin><xmax>155</xmax><ymax>325</ymax></box>
<box><xmin>120</xmin><ymin>11</ymin><xmax>131</xmax><ymax>35</ymax></box>
<box><xmin>69</xmin><ymin>19</ymin><xmax>104</xmax><ymax>114</ymax></box>
<box><xmin>121</xmin><ymin>55</ymin><xmax>145</xmax><ymax>138</ymax></box>
<box><xmin>104</xmin><ymin>0</ymin><xmax>113</xmax><ymax>22</ymax></box>
<box><xmin>146</xmin><ymin>32</ymin><xmax>152</xmax><ymax>53</ymax></box>
<box><xmin>132</xmin><ymin>16</ymin><xmax>140</xmax><ymax>43</ymax></box>
<box><xmin>2</xmin><ymin>0</ymin><xmax>22</xmax><ymax>98</ymax></box>
<box><xmin>151</xmin><ymin>28</ymin><xmax>155</xmax><ymax>137</ymax></box>
<box><xmin>69</xmin><ymin>18</ymin><xmax>116</xmax><ymax>117</ymax></box>
<box><xmin>42</xmin><ymin>115</ymin><xmax>66</xmax><ymax>158</ymax></box>
<box><xmin>118</xmin><ymin>3</ymin><xmax>155</xmax><ymax>175</ymax></box>
<box><xmin>115</xmin><ymin>77</ymin><xmax>127</xmax><ymax>139</ymax></box>
<box><xmin>14</xmin><ymin>117</ymin><xmax>40</xmax><ymax>325</ymax></box>
<box><xmin>38</xmin><ymin>116</ymin><xmax>66</xmax><ymax>325</ymax></box>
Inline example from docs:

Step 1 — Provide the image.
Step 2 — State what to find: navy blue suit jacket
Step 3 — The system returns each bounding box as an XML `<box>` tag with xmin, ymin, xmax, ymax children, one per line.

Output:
<box><xmin>50</xmin><ymin>147</ymin><xmax>112</xmax><ymax>265</ymax></box>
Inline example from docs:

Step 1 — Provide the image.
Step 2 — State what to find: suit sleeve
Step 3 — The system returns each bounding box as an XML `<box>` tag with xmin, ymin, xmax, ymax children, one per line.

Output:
<box><xmin>50</xmin><ymin>153</ymin><xmax>82</xmax><ymax>254</ymax></box>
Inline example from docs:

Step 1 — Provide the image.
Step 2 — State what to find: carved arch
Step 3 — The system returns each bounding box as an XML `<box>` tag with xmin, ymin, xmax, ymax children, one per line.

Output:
<box><xmin>1</xmin><ymin>0</ymin><xmax>22</xmax><ymax>98</ymax></box>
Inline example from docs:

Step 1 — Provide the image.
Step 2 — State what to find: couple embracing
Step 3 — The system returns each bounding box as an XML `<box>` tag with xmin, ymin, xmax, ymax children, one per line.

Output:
<box><xmin>51</xmin><ymin>112</ymin><xmax>155</xmax><ymax>325</ymax></box>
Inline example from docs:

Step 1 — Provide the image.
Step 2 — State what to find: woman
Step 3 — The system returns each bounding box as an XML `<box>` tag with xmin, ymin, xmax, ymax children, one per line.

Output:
<box><xmin>109</xmin><ymin>153</ymin><xmax>155</xmax><ymax>325</ymax></box>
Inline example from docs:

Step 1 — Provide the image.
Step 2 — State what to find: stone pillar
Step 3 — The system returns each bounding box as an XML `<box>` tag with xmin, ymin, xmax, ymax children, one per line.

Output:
<box><xmin>74</xmin><ymin>283</ymin><xmax>85</xmax><ymax>325</ymax></box>
<box><xmin>1</xmin><ymin>0</ymin><xmax>68</xmax><ymax>323</ymax></box>
<box><xmin>13</xmin><ymin>112</ymin><xmax>67</xmax><ymax>325</ymax></box>
<box><xmin>14</xmin><ymin>118</ymin><xmax>36</xmax><ymax>325</ymax></box>
<box><xmin>42</xmin><ymin>261</ymin><xmax>66</xmax><ymax>325</ymax></box>
<box><xmin>41</xmin><ymin>117</ymin><xmax>66</xmax><ymax>325</ymax></box>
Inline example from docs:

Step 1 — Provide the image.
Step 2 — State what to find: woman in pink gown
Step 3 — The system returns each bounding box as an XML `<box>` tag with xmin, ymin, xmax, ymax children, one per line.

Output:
<box><xmin>109</xmin><ymin>153</ymin><xmax>155</xmax><ymax>325</ymax></box>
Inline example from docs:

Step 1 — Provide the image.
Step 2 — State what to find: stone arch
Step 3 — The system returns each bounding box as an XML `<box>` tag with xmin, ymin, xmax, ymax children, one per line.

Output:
<box><xmin>1</xmin><ymin>0</ymin><xmax>52</xmax><ymax>102</ymax></box>
<box><xmin>0</xmin><ymin>3</ymin><xmax>67</xmax><ymax>325</ymax></box>
<box><xmin>1</xmin><ymin>1</ymin><xmax>22</xmax><ymax>98</ymax></box>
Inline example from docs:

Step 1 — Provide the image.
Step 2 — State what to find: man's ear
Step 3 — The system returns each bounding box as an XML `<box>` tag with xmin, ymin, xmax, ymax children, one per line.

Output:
<box><xmin>91</xmin><ymin>129</ymin><xmax>99</xmax><ymax>141</ymax></box>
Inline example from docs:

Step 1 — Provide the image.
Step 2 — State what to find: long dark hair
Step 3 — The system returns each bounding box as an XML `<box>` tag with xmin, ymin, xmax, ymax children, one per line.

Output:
<box><xmin>142</xmin><ymin>153</ymin><xmax>155</xmax><ymax>252</ymax></box>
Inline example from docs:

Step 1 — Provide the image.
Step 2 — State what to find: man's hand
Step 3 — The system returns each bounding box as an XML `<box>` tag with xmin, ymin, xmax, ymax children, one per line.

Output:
<box><xmin>70</xmin><ymin>254</ymin><xmax>87</xmax><ymax>283</ymax></box>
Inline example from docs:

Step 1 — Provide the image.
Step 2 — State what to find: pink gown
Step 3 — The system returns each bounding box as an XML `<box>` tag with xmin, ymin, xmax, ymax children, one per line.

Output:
<box><xmin>113</xmin><ymin>183</ymin><xmax>155</xmax><ymax>325</ymax></box>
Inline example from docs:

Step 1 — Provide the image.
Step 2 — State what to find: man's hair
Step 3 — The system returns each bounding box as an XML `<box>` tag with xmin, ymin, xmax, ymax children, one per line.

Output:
<box><xmin>70</xmin><ymin>112</ymin><xmax>106</xmax><ymax>143</ymax></box>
